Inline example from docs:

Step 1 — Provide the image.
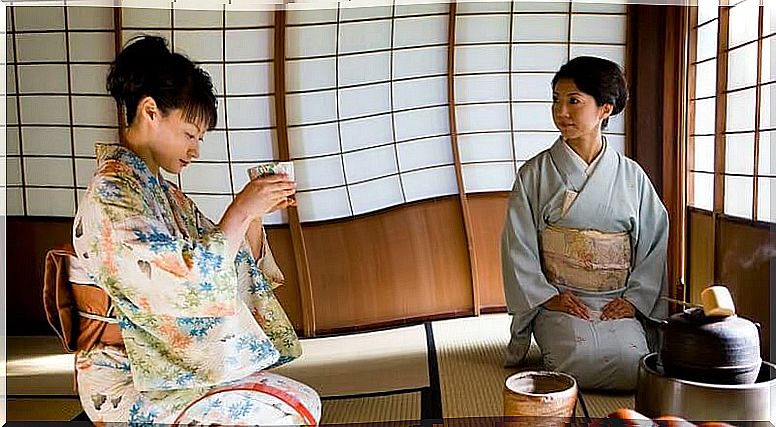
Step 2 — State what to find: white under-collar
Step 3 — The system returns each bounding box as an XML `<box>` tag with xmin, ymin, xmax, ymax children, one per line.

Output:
<box><xmin>562</xmin><ymin>137</ymin><xmax>606</xmax><ymax>176</ymax></box>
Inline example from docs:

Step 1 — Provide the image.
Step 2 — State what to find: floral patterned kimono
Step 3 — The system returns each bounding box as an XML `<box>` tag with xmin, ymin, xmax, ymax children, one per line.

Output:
<box><xmin>72</xmin><ymin>144</ymin><xmax>320</xmax><ymax>424</ymax></box>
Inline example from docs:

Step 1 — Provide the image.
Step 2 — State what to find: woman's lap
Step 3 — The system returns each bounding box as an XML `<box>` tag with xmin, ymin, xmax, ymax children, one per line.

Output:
<box><xmin>533</xmin><ymin>309</ymin><xmax>648</xmax><ymax>390</ymax></box>
<box><xmin>131</xmin><ymin>371</ymin><xmax>321</xmax><ymax>424</ymax></box>
<box><xmin>77</xmin><ymin>347</ymin><xmax>320</xmax><ymax>424</ymax></box>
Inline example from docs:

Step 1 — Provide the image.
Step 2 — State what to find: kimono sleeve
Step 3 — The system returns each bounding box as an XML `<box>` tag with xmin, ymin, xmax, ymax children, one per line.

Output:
<box><xmin>623</xmin><ymin>172</ymin><xmax>669</xmax><ymax>317</ymax></box>
<box><xmin>84</xmin><ymin>171</ymin><xmax>239</xmax><ymax>318</ymax></box>
<box><xmin>501</xmin><ymin>173</ymin><xmax>558</xmax><ymax>316</ymax></box>
<box><xmin>254</xmin><ymin>227</ymin><xmax>285</xmax><ymax>289</ymax></box>
<box><xmin>194</xmin><ymin>203</ymin><xmax>285</xmax><ymax>289</ymax></box>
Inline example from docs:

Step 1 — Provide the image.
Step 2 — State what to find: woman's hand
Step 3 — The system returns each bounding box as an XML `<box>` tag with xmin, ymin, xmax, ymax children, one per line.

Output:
<box><xmin>543</xmin><ymin>291</ymin><xmax>590</xmax><ymax>320</ymax></box>
<box><xmin>219</xmin><ymin>174</ymin><xmax>296</xmax><ymax>257</ymax></box>
<box><xmin>233</xmin><ymin>174</ymin><xmax>297</xmax><ymax>219</ymax></box>
<box><xmin>601</xmin><ymin>297</ymin><xmax>636</xmax><ymax>320</ymax></box>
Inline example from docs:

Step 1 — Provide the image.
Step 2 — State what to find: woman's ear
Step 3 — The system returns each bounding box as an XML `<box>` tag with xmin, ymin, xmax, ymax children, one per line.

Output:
<box><xmin>137</xmin><ymin>96</ymin><xmax>159</xmax><ymax>125</ymax></box>
<box><xmin>600</xmin><ymin>103</ymin><xmax>614</xmax><ymax>120</ymax></box>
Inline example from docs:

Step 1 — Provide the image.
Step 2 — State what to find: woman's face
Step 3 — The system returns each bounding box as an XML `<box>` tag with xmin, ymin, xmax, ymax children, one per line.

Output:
<box><xmin>151</xmin><ymin>109</ymin><xmax>205</xmax><ymax>175</ymax></box>
<box><xmin>552</xmin><ymin>78</ymin><xmax>611</xmax><ymax>142</ymax></box>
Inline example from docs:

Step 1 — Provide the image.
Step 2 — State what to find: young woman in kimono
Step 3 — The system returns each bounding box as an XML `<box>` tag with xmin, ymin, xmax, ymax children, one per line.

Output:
<box><xmin>72</xmin><ymin>35</ymin><xmax>321</xmax><ymax>424</ymax></box>
<box><xmin>501</xmin><ymin>56</ymin><xmax>668</xmax><ymax>390</ymax></box>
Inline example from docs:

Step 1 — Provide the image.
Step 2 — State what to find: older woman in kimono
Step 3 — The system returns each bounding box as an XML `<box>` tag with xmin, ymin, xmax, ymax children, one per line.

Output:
<box><xmin>72</xmin><ymin>35</ymin><xmax>320</xmax><ymax>424</ymax></box>
<box><xmin>501</xmin><ymin>56</ymin><xmax>668</xmax><ymax>390</ymax></box>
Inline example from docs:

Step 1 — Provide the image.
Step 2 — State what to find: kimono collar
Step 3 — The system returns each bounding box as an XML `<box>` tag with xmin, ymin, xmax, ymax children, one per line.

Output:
<box><xmin>95</xmin><ymin>143</ymin><xmax>165</xmax><ymax>188</ymax></box>
<box><xmin>561</xmin><ymin>137</ymin><xmax>607</xmax><ymax>177</ymax></box>
<box><xmin>550</xmin><ymin>136</ymin><xmax>614</xmax><ymax>192</ymax></box>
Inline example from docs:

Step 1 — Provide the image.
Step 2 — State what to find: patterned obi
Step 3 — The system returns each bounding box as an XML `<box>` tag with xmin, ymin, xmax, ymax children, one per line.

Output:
<box><xmin>540</xmin><ymin>224</ymin><xmax>631</xmax><ymax>292</ymax></box>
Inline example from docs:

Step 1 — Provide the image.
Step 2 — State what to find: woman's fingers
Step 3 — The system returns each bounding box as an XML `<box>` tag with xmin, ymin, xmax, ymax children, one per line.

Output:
<box><xmin>250</xmin><ymin>174</ymin><xmax>295</xmax><ymax>189</ymax></box>
<box><xmin>601</xmin><ymin>308</ymin><xmax>619</xmax><ymax>320</ymax></box>
<box><xmin>246</xmin><ymin>179</ymin><xmax>296</xmax><ymax>204</ymax></box>
<box><xmin>550</xmin><ymin>294</ymin><xmax>637</xmax><ymax>321</ymax></box>
<box><xmin>601</xmin><ymin>302</ymin><xmax>614</xmax><ymax>320</ymax></box>
<box><xmin>269</xmin><ymin>198</ymin><xmax>291</xmax><ymax>213</ymax></box>
<box><xmin>568</xmin><ymin>294</ymin><xmax>590</xmax><ymax>319</ymax></box>
<box><xmin>562</xmin><ymin>293</ymin><xmax>589</xmax><ymax>319</ymax></box>
<box><xmin>254</xmin><ymin>179</ymin><xmax>295</xmax><ymax>192</ymax></box>
<box><xmin>601</xmin><ymin>298</ymin><xmax>635</xmax><ymax>320</ymax></box>
<box><xmin>577</xmin><ymin>307</ymin><xmax>591</xmax><ymax>320</ymax></box>
<box><xmin>264</xmin><ymin>180</ymin><xmax>298</xmax><ymax>213</ymax></box>
<box><xmin>602</xmin><ymin>300</ymin><xmax>623</xmax><ymax>320</ymax></box>
<box><xmin>561</xmin><ymin>293</ymin><xmax>575</xmax><ymax>316</ymax></box>
<box><xmin>231</xmin><ymin>173</ymin><xmax>299</xmax><ymax>219</ymax></box>
<box><xmin>570</xmin><ymin>303</ymin><xmax>587</xmax><ymax>319</ymax></box>
<box><xmin>543</xmin><ymin>293</ymin><xmax>593</xmax><ymax>320</ymax></box>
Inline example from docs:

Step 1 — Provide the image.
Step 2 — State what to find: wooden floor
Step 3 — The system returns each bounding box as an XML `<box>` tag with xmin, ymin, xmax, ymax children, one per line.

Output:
<box><xmin>6</xmin><ymin>314</ymin><xmax>636</xmax><ymax>424</ymax></box>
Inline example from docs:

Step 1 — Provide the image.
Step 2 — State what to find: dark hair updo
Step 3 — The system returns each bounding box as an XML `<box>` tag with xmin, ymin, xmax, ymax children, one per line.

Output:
<box><xmin>551</xmin><ymin>56</ymin><xmax>628</xmax><ymax>130</ymax></box>
<box><xmin>107</xmin><ymin>35</ymin><xmax>217</xmax><ymax>131</ymax></box>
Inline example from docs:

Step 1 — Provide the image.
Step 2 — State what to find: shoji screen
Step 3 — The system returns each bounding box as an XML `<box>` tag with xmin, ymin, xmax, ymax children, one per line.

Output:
<box><xmin>723</xmin><ymin>0</ymin><xmax>761</xmax><ymax>219</ymax></box>
<box><xmin>689</xmin><ymin>0</ymin><xmax>773</xmax><ymax>223</ymax></box>
<box><xmin>286</xmin><ymin>1</ymin><xmax>627</xmax><ymax>221</ymax></box>
<box><xmin>7</xmin><ymin>6</ymin><xmax>118</xmax><ymax>217</ymax></box>
<box><xmin>6</xmin><ymin>2</ymin><xmax>629</xmax><ymax>223</ymax></box>
<box><xmin>724</xmin><ymin>0</ymin><xmax>774</xmax><ymax>223</ymax></box>
<box><xmin>760</xmin><ymin>2</ymin><xmax>775</xmax><ymax>222</ymax></box>
<box><xmin>688</xmin><ymin>2</ymin><xmax>718</xmax><ymax>211</ymax></box>
<box><xmin>454</xmin><ymin>1</ymin><xmax>626</xmax><ymax>194</ymax></box>
<box><xmin>455</xmin><ymin>2</ymin><xmax>515</xmax><ymax>193</ymax></box>
<box><xmin>285</xmin><ymin>3</ymin><xmax>457</xmax><ymax>222</ymax></box>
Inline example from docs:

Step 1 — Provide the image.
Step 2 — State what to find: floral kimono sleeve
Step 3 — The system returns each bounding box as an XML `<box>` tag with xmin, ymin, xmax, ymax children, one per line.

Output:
<box><xmin>194</xmin><ymin>206</ymin><xmax>286</xmax><ymax>290</ymax></box>
<box><xmin>253</xmin><ymin>227</ymin><xmax>285</xmax><ymax>289</ymax></box>
<box><xmin>79</xmin><ymin>168</ymin><xmax>239</xmax><ymax>318</ymax></box>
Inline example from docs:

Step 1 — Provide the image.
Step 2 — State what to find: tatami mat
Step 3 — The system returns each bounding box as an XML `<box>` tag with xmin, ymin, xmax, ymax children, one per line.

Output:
<box><xmin>271</xmin><ymin>324</ymin><xmax>429</xmax><ymax>397</ymax></box>
<box><xmin>321</xmin><ymin>392</ymin><xmax>422</xmax><ymax>424</ymax></box>
<box><xmin>433</xmin><ymin>314</ymin><xmax>528</xmax><ymax>418</ymax></box>
<box><xmin>432</xmin><ymin>313</ymin><xmax>634</xmax><ymax>419</ymax></box>
<box><xmin>7</xmin><ymin>315</ymin><xmax>634</xmax><ymax>423</ymax></box>
<box><xmin>7</xmin><ymin>398</ymin><xmax>83</xmax><ymax>421</ymax></box>
<box><xmin>578</xmin><ymin>391</ymin><xmax>634</xmax><ymax>418</ymax></box>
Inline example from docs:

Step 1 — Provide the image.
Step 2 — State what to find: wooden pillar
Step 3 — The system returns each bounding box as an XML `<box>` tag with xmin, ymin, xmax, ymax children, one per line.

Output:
<box><xmin>447</xmin><ymin>3</ymin><xmax>480</xmax><ymax>315</ymax></box>
<box><xmin>274</xmin><ymin>9</ymin><xmax>317</xmax><ymax>336</ymax></box>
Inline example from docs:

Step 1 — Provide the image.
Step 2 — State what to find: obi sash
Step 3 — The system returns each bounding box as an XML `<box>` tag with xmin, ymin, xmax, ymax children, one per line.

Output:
<box><xmin>540</xmin><ymin>224</ymin><xmax>631</xmax><ymax>292</ymax></box>
<box><xmin>43</xmin><ymin>246</ymin><xmax>123</xmax><ymax>354</ymax></box>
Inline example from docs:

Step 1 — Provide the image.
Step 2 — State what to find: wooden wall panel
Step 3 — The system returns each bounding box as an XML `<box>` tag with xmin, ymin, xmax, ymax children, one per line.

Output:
<box><xmin>265</xmin><ymin>227</ymin><xmax>304</xmax><ymax>331</ymax></box>
<box><xmin>716</xmin><ymin>217</ymin><xmax>773</xmax><ymax>360</ymax></box>
<box><xmin>629</xmin><ymin>5</ymin><xmax>690</xmax><ymax>303</ymax></box>
<box><xmin>7</xmin><ymin>217</ymin><xmax>74</xmax><ymax>335</ymax></box>
<box><xmin>303</xmin><ymin>197</ymin><xmax>474</xmax><ymax>332</ymax></box>
<box><xmin>627</xmin><ymin>4</ymin><xmax>665</xmax><ymax>195</ymax></box>
<box><xmin>468</xmin><ymin>193</ymin><xmax>509</xmax><ymax>310</ymax></box>
<box><xmin>661</xmin><ymin>6</ymin><xmax>689</xmax><ymax>304</ymax></box>
<box><xmin>687</xmin><ymin>208</ymin><xmax>774</xmax><ymax>360</ymax></box>
<box><xmin>686</xmin><ymin>209</ymin><xmax>714</xmax><ymax>305</ymax></box>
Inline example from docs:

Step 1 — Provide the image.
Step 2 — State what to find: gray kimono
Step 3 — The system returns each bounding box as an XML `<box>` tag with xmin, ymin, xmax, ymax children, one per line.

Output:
<box><xmin>501</xmin><ymin>137</ymin><xmax>668</xmax><ymax>390</ymax></box>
